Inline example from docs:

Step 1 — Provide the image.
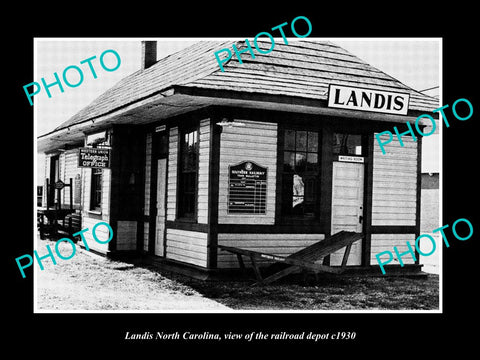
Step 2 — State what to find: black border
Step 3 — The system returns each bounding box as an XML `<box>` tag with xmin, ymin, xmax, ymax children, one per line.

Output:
<box><xmin>8</xmin><ymin>6</ymin><xmax>480</xmax><ymax>353</ymax></box>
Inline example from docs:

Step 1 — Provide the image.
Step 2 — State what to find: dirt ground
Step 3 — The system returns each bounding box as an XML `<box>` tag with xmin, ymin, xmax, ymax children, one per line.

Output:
<box><xmin>35</xmin><ymin>237</ymin><xmax>439</xmax><ymax>311</ymax></box>
<box><xmin>35</xmin><ymin>238</ymin><xmax>229</xmax><ymax>311</ymax></box>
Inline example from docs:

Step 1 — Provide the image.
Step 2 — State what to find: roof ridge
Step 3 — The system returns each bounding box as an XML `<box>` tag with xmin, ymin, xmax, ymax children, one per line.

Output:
<box><xmin>45</xmin><ymin>39</ymin><xmax>438</xmax><ymax>137</ymax></box>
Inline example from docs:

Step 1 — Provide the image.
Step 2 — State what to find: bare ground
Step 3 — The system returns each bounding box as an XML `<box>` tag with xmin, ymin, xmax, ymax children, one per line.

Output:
<box><xmin>35</xmin><ymin>238</ymin><xmax>229</xmax><ymax>311</ymax></box>
<box><xmin>35</xmin><ymin>238</ymin><xmax>439</xmax><ymax>311</ymax></box>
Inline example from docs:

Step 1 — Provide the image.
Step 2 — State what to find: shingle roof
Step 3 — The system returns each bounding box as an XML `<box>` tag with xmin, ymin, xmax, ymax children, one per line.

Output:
<box><xmin>51</xmin><ymin>39</ymin><xmax>439</xmax><ymax>133</ymax></box>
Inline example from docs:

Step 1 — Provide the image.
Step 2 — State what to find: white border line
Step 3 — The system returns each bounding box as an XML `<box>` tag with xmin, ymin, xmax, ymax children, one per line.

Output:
<box><xmin>33</xmin><ymin>37</ymin><xmax>442</xmax><ymax>314</ymax></box>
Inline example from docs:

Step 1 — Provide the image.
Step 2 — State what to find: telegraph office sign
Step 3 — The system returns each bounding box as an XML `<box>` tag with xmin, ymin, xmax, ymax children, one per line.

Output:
<box><xmin>78</xmin><ymin>148</ymin><xmax>111</xmax><ymax>168</ymax></box>
<box><xmin>328</xmin><ymin>84</ymin><xmax>410</xmax><ymax>115</ymax></box>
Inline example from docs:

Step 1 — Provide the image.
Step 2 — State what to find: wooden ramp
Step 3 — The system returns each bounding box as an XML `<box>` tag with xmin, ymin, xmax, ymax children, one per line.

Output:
<box><xmin>218</xmin><ymin>231</ymin><xmax>364</xmax><ymax>285</ymax></box>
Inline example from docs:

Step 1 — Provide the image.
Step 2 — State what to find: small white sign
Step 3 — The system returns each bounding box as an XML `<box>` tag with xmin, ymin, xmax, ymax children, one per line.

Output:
<box><xmin>155</xmin><ymin>125</ymin><xmax>166</xmax><ymax>132</ymax></box>
<box><xmin>328</xmin><ymin>84</ymin><xmax>410</xmax><ymax>115</ymax></box>
<box><xmin>338</xmin><ymin>155</ymin><xmax>364</xmax><ymax>163</ymax></box>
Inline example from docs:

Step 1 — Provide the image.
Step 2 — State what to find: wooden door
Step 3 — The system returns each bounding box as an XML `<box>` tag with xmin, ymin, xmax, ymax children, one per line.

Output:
<box><xmin>330</xmin><ymin>161</ymin><xmax>364</xmax><ymax>266</ymax></box>
<box><xmin>154</xmin><ymin>158</ymin><xmax>167</xmax><ymax>257</ymax></box>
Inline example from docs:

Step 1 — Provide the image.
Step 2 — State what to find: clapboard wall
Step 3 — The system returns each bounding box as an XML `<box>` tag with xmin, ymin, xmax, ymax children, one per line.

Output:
<box><xmin>80</xmin><ymin>166</ymin><xmax>111</xmax><ymax>253</ymax></box>
<box><xmin>370</xmin><ymin>234</ymin><xmax>416</xmax><ymax>265</ymax></box>
<box><xmin>165</xmin><ymin>229</ymin><xmax>208</xmax><ymax>267</ymax></box>
<box><xmin>218</xmin><ymin>119</ymin><xmax>277</xmax><ymax>224</ymax></box>
<box><xmin>198</xmin><ymin>118</ymin><xmax>210</xmax><ymax>224</ymax></box>
<box><xmin>43</xmin><ymin>154</ymin><xmax>112</xmax><ymax>254</ymax></box>
<box><xmin>372</xmin><ymin>133</ymin><xmax>417</xmax><ymax>226</ymax></box>
<box><xmin>370</xmin><ymin>133</ymin><xmax>418</xmax><ymax>265</ymax></box>
<box><xmin>163</xmin><ymin>120</ymin><xmax>210</xmax><ymax>267</ymax></box>
<box><xmin>217</xmin><ymin>233</ymin><xmax>324</xmax><ymax>268</ymax></box>
<box><xmin>166</xmin><ymin>127</ymin><xmax>178</xmax><ymax>221</ymax></box>
<box><xmin>143</xmin><ymin>132</ymin><xmax>152</xmax><ymax>252</ymax></box>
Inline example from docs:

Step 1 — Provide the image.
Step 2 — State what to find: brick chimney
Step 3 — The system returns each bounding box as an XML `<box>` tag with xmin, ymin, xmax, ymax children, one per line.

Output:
<box><xmin>141</xmin><ymin>41</ymin><xmax>157</xmax><ymax>70</ymax></box>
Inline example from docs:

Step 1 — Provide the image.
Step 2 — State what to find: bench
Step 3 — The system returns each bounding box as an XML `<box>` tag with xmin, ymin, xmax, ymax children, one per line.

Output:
<box><xmin>218</xmin><ymin>231</ymin><xmax>364</xmax><ymax>285</ymax></box>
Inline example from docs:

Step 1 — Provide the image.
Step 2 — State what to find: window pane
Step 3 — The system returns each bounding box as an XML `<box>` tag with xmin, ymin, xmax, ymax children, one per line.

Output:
<box><xmin>282</xmin><ymin>129</ymin><xmax>320</xmax><ymax>219</ymax></box>
<box><xmin>91</xmin><ymin>169</ymin><xmax>102</xmax><ymax>210</ymax></box>
<box><xmin>292</xmin><ymin>196</ymin><xmax>304</xmax><ymax>215</ymax></box>
<box><xmin>284</xmin><ymin>129</ymin><xmax>296</xmax><ymax>150</ymax></box>
<box><xmin>192</xmin><ymin>130</ymin><xmax>197</xmax><ymax>146</ymax></box>
<box><xmin>306</xmin><ymin>153</ymin><xmax>318</xmax><ymax>171</ymax></box>
<box><xmin>293</xmin><ymin>174</ymin><xmax>304</xmax><ymax>198</ymax></box>
<box><xmin>282</xmin><ymin>174</ymin><xmax>293</xmax><ymax>212</ymax></box>
<box><xmin>307</xmin><ymin>131</ymin><xmax>318</xmax><ymax>152</ymax></box>
<box><xmin>179</xmin><ymin>128</ymin><xmax>198</xmax><ymax>218</ymax></box>
<box><xmin>296</xmin><ymin>131</ymin><xmax>307</xmax><ymax>151</ymax></box>
<box><xmin>283</xmin><ymin>151</ymin><xmax>295</xmax><ymax>172</ymax></box>
<box><xmin>295</xmin><ymin>152</ymin><xmax>306</xmax><ymax>173</ymax></box>
<box><xmin>333</xmin><ymin>133</ymin><xmax>362</xmax><ymax>155</ymax></box>
<box><xmin>303</xmin><ymin>203</ymin><xmax>315</xmax><ymax>217</ymax></box>
<box><xmin>304</xmin><ymin>177</ymin><xmax>316</xmax><ymax>201</ymax></box>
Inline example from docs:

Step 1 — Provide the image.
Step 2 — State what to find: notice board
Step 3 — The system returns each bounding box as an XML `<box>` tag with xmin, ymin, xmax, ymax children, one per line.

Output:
<box><xmin>228</xmin><ymin>161</ymin><xmax>267</xmax><ymax>214</ymax></box>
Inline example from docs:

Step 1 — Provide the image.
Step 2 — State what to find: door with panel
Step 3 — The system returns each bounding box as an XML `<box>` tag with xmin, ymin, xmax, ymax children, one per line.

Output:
<box><xmin>150</xmin><ymin>129</ymin><xmax>169</xmax><ymax>257</ymax></box>
<box><xmin>330</xmin><ymin>161</ymin><xmax>364</xmax><ymax>266</ymax></box>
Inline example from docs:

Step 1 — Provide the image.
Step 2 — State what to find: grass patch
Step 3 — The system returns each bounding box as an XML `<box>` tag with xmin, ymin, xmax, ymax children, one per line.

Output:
<box><xmin>36</xmin><ymin>237</ymin><xmax>439</xmax><ymax>311</ymax></box>
<box><xmin>171</xmin><ymin>271</ymin><xmax>439</xmax><ymax>310</ymax></box>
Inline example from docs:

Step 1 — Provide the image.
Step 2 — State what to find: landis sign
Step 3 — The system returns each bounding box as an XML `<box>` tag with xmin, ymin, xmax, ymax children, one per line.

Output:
<box><xmin>327</xmin><ymin>84</ymin><xmax>410</xmax><ymax>115</ymax></box>
<box><xmin>78</xmin><ymin>148</ymin><xmax>111</xmax><ymax>168</ymax></box>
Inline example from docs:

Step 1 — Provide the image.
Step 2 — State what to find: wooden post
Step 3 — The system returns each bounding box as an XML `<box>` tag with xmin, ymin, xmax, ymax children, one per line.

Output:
<box><xmin>69</xmin><ymin>178</ymin><xmax>73</xmax><ymax>210</ymax></box>
<box><xmin>236</xmin><ymin>254</ymin><xmax>245</xmax><ymax>269</ymax></box>
<box><xmin>46</xmin><ymin>178</ymin><xmax>50</xmax><ymax>210</ymax></box>
<box><xmin>249</xmin><ymin>255</ymin><xmax>263</xmax><ymax>283</ymax></box>
<box><xmin>341</xmin><ymin>243</ymin><xmax>353</xmax><ymax>268</ymax></box>
<box><xmin>260</xmin><ymin>266</ymin><xmax>301</xmax><ymax>285</ymax></box>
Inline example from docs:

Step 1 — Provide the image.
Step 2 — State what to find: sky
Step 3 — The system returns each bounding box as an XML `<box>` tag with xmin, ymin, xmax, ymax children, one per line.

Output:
<box><xmin>34</xmin><ymin>38</ymin><xmax>441</xmax><ymax>181</ymax></box>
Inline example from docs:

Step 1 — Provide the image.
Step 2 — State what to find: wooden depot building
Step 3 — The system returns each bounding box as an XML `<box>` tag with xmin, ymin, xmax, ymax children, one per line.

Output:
<box><xmin>37</xmin><ymin>40</ymin><xmax>439</xmax><ymax>277</ymax></box>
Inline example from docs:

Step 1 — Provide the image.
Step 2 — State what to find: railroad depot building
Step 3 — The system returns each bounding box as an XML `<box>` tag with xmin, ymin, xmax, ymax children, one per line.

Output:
<box><xmin>37</xmin><ymin>40</ymin><xmax>439</xmax><ymax>276</ymax></box>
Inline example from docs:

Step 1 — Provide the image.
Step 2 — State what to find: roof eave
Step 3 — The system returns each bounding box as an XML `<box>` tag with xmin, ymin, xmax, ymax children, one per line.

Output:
<box><xmin>38</xmin><ymin>86</ymin><xmax>438</xmax><ymax>154</ymax></box>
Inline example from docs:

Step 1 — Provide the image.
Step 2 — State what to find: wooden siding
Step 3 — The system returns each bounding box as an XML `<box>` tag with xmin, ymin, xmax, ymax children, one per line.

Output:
<box><xmin>165</xmin><ymin>229</ymin><xmax>208</xmax><ymax>267</ymax></box>
<box><xmin>217</xmin><ymin>233</ymin><xmax>324</xmax><ymax>268</ymax></box>
<box><xmin>143</xmin><ymin>222</ymin><xmax>149</xmax><ymax>252</ymax></box>
<box><xmin>372</xmin><ymin>133</ymin><xmax>417</xmax><ymax>226</ymax></box>
<box><xmin>116</xmin><ymin>221</ymin><xmax>137</xmax><ymax>251</ymax></box>
<box><xmin>58</xmin><ymin>150</ymin><xmax>79</xmax><ymax>205</ymax></box>
<box><xmin>81</xmin><ymin>217</ymin><xmax>110</xmax><ymax>253</ymax></box>
<box><xmin>42</xmin><ymin>155</ymin><xmax>49</xmax><ymax>206</ymax></box>
<box><xmin>144</xmin><ymin>133</ymin><xmax>152</xmax><ymax>216</ymax></box>
<box><xmin>370</xmin><ymin>233</ymin><xmax>416</xmax><ymax>265</ymax></box>
<box><xmin>166</xmin><ymin>127</ymin><xmax>178</xmax><ymax>221</ymax></box>
<box><xmin>81</xmin><ymin>167</ymin><xmax>111</xmax><ymax>222</ymax></box>
<box><xmin>198</xmin><ymin>119</ymin><xmax>210</xmax><ymax>224</ymax></box>
<box><xmin>61</xmin><ymin>150</ymin><xmax>82</xmax><ymax>230</ymax></box>
<box><xmin>218</xmin><ymin>120</ymin><xmax>277</xmax><ymax>224</ymax></box>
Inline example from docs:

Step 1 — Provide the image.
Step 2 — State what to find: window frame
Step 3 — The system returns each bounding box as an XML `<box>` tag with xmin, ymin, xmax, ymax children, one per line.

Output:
<box><xmin>176</xmin><ymin>123</ymin><xmax>200</xmax><ymax>221</ymax></box>
<box><xmin>279</xmin><ymin>125</ymin><xmax>322</xmax><ymax>222</ymax></box>
<box><xmin>90</xmin><ymin>167</ymin><xmax>103</xmax><ymax>211</ymax></box>
<box><xmin>332</xmin><ymin>132</ymin><xmax>364</xmax><ymax>157</ymax></box>
<box><xmin>88</xmin><ymin>137</ymin><xmax>110</xmax><ymax>213</ymax></box>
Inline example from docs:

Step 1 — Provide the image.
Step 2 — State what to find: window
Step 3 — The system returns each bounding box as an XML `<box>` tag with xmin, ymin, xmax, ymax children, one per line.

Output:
<box><xmin>333</xmin><ymin>133</ymin><xmax>362</xmax><ymax>156</ymax></box>
<box><xmin>282</xmin><ymin>129</ymin><xmax>319</xmax><ymax>218</ymax></box>
<box><xmin>88</xmin><ymin>134</ymin><xmax>110</xmax><ymax>212</ymax></box>
<box><xmin>90</xmin><ymin>168</ymin><xmax>102</xmax><ymax>211</ymax></box>
<box><xmin>178</xmin><ymin>127</ymin><xmax>198</xmax><ymax>219</ymax></box>
<box><xmin>48</xmin><ymin>155</ymin><xmax>60</xmax><ymax>206</ymax></box>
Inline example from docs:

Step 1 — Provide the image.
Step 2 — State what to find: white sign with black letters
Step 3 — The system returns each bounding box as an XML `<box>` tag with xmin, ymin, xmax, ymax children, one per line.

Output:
<box><xmin>338</xmin><ymin>155</ymin><xmax>364</xmax><ymax>163</ymax></box>
<box><xmin>328</xmin><ymin>84</ymin><xmax>410</xmax><ymax>115</ymax></box>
